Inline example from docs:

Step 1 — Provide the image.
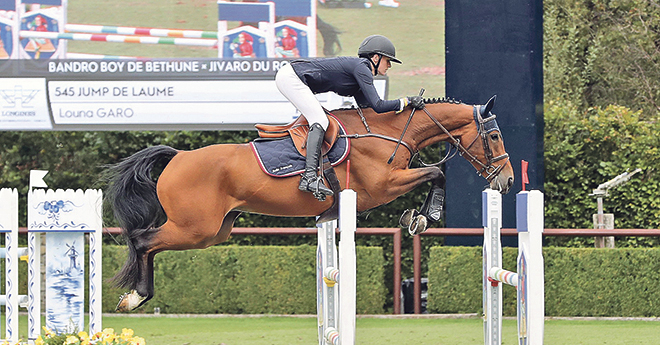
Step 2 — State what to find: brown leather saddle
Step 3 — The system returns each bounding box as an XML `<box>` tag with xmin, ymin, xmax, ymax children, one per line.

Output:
<box><xmin>254</xmin><ymin>114</ymin><xmax>343</xmax><ymax>223</ymax></box>
<box><xmin>255</xmin><ymin>115</ymin><xmax>341</xmax><ymax>157</ymax></box>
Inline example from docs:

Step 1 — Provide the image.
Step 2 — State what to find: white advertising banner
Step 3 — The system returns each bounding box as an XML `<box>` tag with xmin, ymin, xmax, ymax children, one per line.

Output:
<box><xmin>48</xmin><ymin>79</ymin><xmax>387</xmax><ymax>126</ymax></box>
<box><xmin>0</xmin><ymin>78</ymin><xmax>52</xmax><ymax>130</ymax></box>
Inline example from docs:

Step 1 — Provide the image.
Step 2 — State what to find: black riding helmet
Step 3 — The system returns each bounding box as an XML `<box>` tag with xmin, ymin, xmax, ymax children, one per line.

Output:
<box><xmin>357</xmin><ymin>35</ymin><xmax>401</xmax><ymax>76</ymax></box>
<box><xmin>357</xmin><ymin>35</ymin><xmax>402</xmax><ymax>64</ymax></box>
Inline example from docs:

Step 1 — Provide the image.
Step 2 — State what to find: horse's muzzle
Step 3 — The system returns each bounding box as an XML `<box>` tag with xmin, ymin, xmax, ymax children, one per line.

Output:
<box><xmin>490</xmin><ymin>174</ymin><xmax>514</xmax><ymax>194</ymax></box>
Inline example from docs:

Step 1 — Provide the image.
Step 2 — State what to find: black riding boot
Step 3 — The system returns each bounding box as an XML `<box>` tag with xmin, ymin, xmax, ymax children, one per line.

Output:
<box><xmin>419</xmin><ymin>185</ymin><xmax>445</xmax><ymax>222</ymax></box>
<box><xmin>299</xmin><ymin>123</ymin><xmax>334</xmax><ymax>201</ymax></box>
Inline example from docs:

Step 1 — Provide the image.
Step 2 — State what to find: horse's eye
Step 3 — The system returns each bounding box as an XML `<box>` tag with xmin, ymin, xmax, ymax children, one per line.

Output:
<box><xmin>490</xmin><ymin>133</ymin><xmax>500</xmax><ymax>141</ymax></box>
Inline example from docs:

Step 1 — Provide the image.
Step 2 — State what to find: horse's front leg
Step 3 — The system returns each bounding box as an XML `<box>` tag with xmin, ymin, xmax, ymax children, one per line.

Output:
<box><xmin>396</xmin><ymin>168</ymin><xmax>446</xmax><ymax>236</ymax></box>
<box><xmin>386</xmin><ymin>166</ymin><xmax>442</xmax><ymax>196</ymax></box>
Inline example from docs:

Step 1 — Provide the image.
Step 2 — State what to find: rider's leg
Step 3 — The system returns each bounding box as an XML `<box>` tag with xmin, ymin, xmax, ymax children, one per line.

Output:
<box><xmin>298</xmin><ymin>123</ymin><xmax>334</xmax><ymax>198</ymax></box>
<box><xmin>275</xmin><ymin>64</ymin><xmax>332</xmax><ymax>199</ymax></box>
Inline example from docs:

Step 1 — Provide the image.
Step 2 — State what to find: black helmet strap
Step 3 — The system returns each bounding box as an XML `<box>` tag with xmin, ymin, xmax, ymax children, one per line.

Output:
<box><xmin>369</xmin><ymin>54</ymin><xmax>383</xmax><ymax>76</ymax></box>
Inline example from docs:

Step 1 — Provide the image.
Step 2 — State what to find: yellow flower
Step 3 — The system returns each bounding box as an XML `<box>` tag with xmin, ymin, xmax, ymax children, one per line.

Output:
<box><xmin>121</xmin><ymin>328</ymin><xmax>134</xmax><ymax>339</ymax></box>
<box><xmin>42</xmin><ymin>327</ymin><xmax>56</xmax><ymax>338</ymax></box>
<box><xmin>35</xmin><ymin>337</ymin><xmax>45</xmax><ymax>345</ymax></box>
<box><xmin>76</xmin><ymin>331</ymin><xmax>90</xmax><ymax>345</ymax></box>
<box><xmin>91</xmin><ymin>331</ymin><xmax>103</xmax><ymax>341</ymax></box>
<box><xmin>64</xmin><ymin>335</ymin><xmax>79</xmax><ymax>345</ymax></box>
<box><xmin>130</xmin><ymin>336</ymin><xmax>146</xmax><ymax>345</ymax></box>
<box><xmin>103</xmin><ymin>334</ymin><xmax>116</xmax><ymax>343</ymax></box>
<box><xmin>100</xmin><ymin>328</ymin><xmax>116</xmax><ymax>343</ymax></box>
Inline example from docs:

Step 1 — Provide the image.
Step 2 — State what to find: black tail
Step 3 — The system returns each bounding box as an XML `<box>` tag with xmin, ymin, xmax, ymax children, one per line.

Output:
<box><xmin>104</xmin><ymin>145</ymin><xmax>178</xmax><ymax>289</ymax></box>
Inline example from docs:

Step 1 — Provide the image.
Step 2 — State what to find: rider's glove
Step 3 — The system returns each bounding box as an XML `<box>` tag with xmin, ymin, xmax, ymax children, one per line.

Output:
<box><xmin>407</xmin><ymin>96</ymin><xmax>425</xmax><ymax>110</ymax></box>
<box><xmin>397</xmin><ymin>98</ymin><xmax>409</xmax><ymax>113</ymax></box>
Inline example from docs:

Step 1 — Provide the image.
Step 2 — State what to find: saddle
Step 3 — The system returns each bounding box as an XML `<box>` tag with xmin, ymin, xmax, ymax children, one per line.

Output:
<box><xmin>255</xmin><ymin>115</ymin><xmax>341</xmax><ymax>157</ymax></box>
<box><xmin>254</xmin><ymin>114</ymin><xmax>344</xmax><ymax>223</ymax></box>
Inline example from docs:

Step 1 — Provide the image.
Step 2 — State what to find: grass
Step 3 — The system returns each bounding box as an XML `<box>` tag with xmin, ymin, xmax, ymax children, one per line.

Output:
<box><xmin>97</xmin><ymin>315</ymin><xmax>660</xmax><ymax>345</ymax></box>
<box><xmin>11</xmin><ymin>313</ymin><xmax>660</xmax><ymax>344</ymax></box>
<box><xmin>65</xmin><ymin>0</ymin><xmax>445</xmax><ymax>99</ymax></box>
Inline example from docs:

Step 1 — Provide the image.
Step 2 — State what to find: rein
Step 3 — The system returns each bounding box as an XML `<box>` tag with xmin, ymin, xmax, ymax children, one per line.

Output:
<box><xmin>340</xmin><ymin>101</ymin><xmax>509</xmax><ymax>182</ymax></box>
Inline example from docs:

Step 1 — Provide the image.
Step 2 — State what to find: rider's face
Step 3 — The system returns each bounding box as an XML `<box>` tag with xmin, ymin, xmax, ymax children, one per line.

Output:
<box><xmin>371</xmin><ymin>54</ymin><xmax>392</xmax><ymax>76</ymax></box>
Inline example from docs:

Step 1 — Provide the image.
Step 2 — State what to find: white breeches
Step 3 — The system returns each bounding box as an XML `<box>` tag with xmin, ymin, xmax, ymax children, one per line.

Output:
<box><xmin>275</xmin><ymin>63</ymin><xmax>329</xmax><ymax>130</ymax></box>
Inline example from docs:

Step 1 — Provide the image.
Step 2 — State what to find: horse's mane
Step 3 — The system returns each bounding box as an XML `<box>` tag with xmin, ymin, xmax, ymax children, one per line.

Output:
<box><xmin>422</xmin><ymin>97</ymin><xmax>464</xmax><ymax>105</ymax></box>
<box><xmin>330</xmin><ymin>96</ymin><xmax>465</xmax><ymax>114</ymax></box>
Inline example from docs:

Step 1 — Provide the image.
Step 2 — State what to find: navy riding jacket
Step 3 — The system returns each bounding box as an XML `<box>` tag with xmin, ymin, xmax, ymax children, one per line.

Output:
<box><xmin>290</xmin><ymin>57</ymin><xmax>400</xmax><ymax>113</ymax></box>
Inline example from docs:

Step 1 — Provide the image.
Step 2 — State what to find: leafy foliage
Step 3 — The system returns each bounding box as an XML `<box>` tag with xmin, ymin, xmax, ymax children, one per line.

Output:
<box><xmin>544</xmin><ymin>101</ymin><xmax>660</xmax><ymax>246</ymax></box>
<box><xmin>545</xmin><ymin>0</ymin><xmax>660</xmax><ymax>116</ymax></box>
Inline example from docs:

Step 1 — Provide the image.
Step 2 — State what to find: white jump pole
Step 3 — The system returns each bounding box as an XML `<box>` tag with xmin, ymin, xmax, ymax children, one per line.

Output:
<box><xmin>338</xmin><ymin>189</ymin><xmax>356</xmax><ymax>345</ymax></box>
<box><xmin>483</xmin><ymin>189</ymin><xmax>544</xmax><ymax>345</ymax></box>
<box><xmin>515</xmin><ymin>190</ymin><xmax>544</xmax><ymax>345</ymax></box>
<box><xmin>317</xmin><ymin>189</ymin><xmax>357</xmax><ymax>345</ymax></box>
<box><xmin>0</xmin><ymin>188</ymin><xmax>20</xmax><ymax>344</ymax></box>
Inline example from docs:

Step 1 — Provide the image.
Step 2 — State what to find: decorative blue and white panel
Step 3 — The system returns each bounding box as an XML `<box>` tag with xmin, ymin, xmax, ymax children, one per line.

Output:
<box><xmin>28</xmin><ymin>189</ymin><xmax>102</xmax><ymax>337</ymax></box>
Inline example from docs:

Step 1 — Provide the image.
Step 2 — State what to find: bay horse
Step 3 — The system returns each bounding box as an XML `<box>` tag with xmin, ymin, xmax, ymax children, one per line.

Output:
<box><xmin>105</xmin><ymin>96</ymin><xmax>514</xmax><ymax>312</ymax></box>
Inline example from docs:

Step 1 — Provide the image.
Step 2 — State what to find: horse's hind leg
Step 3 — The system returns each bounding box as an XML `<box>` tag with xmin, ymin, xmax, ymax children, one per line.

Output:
<box><xmin>115</xmin><ymin>234</ymin><xmax>157</xmax><ymax>312</ymax></box>
<box><xmin>116</xmin><ymin>211</ymin><xmax>242</xmax><ymax>312</ymax></box>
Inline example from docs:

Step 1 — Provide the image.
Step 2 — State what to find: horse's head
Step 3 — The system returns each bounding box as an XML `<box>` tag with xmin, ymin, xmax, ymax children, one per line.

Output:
<box><xmin>459</xmin><ymin>96</ymin><xmax>514</xmax><ymax>194</ymax></box>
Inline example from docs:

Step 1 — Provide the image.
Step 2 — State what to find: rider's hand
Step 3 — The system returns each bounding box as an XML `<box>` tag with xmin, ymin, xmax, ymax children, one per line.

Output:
<box><xmin>407</xmin><ymin>96</ymin><xmax>425</xmax><ymax>110</ymax></box>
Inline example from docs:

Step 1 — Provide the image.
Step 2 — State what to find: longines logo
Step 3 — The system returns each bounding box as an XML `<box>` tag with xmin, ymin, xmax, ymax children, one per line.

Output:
<box><xmin>1</xmin><ymin>85</ymin><xmax>40</xmax><ymax>111</ymax></box>
<box><xmin>0</xmin><ymin>78</ymin><xmax>51</xmax><ymax>129</ymax></box>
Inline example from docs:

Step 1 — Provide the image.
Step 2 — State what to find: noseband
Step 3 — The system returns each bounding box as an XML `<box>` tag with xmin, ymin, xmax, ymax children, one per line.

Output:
<box><xmin>419</xmin><ymin>105</ymin><xmax>509</xmax><ymax>182</ymax></box>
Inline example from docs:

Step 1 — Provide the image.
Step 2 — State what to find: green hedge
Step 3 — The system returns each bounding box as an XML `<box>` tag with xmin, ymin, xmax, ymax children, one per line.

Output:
<box><xmin>428</xmin><ymin>246</ymin><xmax>660</xmax><ymax>317</ymax></box>
<box><xmin>102</xmin><ymin>245</ymin><xmax>385</xmax><ymax>314</ymax></box>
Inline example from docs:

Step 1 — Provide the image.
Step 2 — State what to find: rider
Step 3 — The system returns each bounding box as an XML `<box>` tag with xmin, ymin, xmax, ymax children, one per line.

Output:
<box><xmin>275</xmin><ymin>34</ymin><xmax>425</xmax><ymax>200</ymax></box>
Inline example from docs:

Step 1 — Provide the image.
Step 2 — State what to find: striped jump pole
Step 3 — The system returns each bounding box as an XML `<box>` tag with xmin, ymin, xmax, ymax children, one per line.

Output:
<box><xmin>65</xmin><ymin>23</ymin><xmax>220</xmax><ymax>39</ymax></box>
<box><xmin>317</xmin><ymin>189</ymin><xmax>357</xmax><ymax>345</ymax></box>
<box><xmin>66</xmin><ymin>52</ymin><xmax>139</xmax><ymax>59</ymax></box>
<box><xmin>20</xmin><ymin>31</ymin><xmax>218</xmax><ymax>47</ymax></box>
<box><xmin>483</xmin><ymin>189</ymin><xmax>544</xmax><ymax>345</ymax></box>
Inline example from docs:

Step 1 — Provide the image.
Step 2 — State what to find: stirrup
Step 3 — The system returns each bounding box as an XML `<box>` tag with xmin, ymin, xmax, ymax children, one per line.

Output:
<box><xmin>300</xmin><ymin>175</ymin><xmax>333</xmax><ymax>201</ymax></box>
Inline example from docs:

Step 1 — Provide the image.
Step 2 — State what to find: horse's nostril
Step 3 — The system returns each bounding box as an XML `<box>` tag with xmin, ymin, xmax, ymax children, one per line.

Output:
<box><xmin>507</xmin><ymin>177</ymin><xmax>514</xmax><ymax>188</ymax></box>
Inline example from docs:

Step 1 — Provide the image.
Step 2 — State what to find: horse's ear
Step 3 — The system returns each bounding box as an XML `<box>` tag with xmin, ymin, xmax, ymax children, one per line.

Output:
<box><xmin>482</xmin><ymin>95</ymin><xmax>497</xmax><ymax>116</ymax></box>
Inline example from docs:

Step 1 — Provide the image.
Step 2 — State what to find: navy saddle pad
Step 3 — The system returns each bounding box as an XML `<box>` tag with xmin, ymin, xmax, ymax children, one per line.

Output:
<box><xmin>250</xmin><ymin>126</ymin><xmax>350</xmax><ymax>177</ymax></box>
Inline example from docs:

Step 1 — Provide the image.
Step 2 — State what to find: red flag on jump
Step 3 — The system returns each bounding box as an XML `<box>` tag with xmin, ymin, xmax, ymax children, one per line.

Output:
<box><xmin>521</xmin><ymin>160</ymin><xmax>529</xmax><ymax>191</ymax></box>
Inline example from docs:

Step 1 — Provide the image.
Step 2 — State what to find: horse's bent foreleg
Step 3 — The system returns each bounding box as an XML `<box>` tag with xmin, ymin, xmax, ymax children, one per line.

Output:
<box><xmin>418</xmin><ymin>170</ymin><xmax>446</xmax><ymax>222</ymax></box>
<box><xmin>387</xmin><ymin>166</ymin><xmax>442</xmax><ymax>196</ymax></box>
<box><xmin>392</xmin><ymin>167</ymin><xmax>444</xmax><ymax>235</ymax></box>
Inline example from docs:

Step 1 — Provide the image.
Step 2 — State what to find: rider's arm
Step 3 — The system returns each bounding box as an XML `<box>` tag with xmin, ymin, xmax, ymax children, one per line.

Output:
<box><xmin>353</xmin><ymin>64</ymin><xmax>403</xmax><ymax>113</ymax></box>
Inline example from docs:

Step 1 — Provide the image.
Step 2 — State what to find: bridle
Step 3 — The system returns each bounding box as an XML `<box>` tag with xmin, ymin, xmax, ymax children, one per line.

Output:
<box><xmin>416</xmin><ymin>104</ymin><xmax>509</xmax><ymax>182</ymax></box>
<box><xmin>341</xmin><ymin>101</ymin><xmax>510</xmax><ymax>183</ymax></box>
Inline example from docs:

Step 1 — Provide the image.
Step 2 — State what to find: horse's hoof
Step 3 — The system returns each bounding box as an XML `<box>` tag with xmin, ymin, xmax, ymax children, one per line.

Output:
<box><xmin>116</xmin><ymin>290</ymin><xmax>147</xmax><ymax>312</ymax></box>
<box><xmin>408</xmin><ymin>214</ymin><xmax>428</xmax><ymax>236</ymax></box>
<box><xmin>399</xmin><ymin>209</ymin><xmax>419</xmax><ymax>228</ymax></box>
